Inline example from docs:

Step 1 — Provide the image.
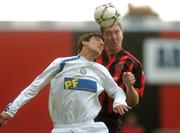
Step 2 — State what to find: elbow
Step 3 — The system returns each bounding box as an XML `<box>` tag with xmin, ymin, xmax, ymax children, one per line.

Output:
<box><xmin>127</xmin><ymin>98</ymin><xmax>139</xmax><ymax>107</ymax></box>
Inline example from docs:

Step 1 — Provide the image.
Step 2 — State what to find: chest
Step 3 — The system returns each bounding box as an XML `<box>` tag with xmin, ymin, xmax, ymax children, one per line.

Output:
<box><xmin>52</xmin><ymin>62</ymin><xmax>104</xmax><ymax>90</ymax></box>
<box><xmin>105</xmin><ymin>57</ymin><xmax>133</xmax><ymax>75</ymax></box>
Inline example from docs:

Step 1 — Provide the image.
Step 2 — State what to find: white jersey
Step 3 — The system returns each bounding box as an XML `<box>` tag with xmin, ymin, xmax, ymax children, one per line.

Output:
<box><xmin>6</xmin><ymin>55</ymin><xmax>127</xmax><ymax>125</ymax></box>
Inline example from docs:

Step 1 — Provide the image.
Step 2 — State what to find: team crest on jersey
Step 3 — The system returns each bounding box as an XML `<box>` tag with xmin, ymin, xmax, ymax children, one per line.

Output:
<box><xmin>115</xmin><ymin>62</ymin><xmax>124</xmax><ymax>70</ymax></box>
<box><xmin>80</xmin><ymin>67</ymin><xmax>87</xmax><ymax>75</ymax></box>
<box><xmin>64</xmin><ymin>77</ymin><xmax>97</xmax><ymax>92</ymax></box>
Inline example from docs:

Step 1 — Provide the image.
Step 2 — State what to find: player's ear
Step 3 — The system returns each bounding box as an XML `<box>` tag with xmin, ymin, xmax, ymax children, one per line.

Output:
<box><xmin>82</xmin><ymin>40</ymin><xmax>88</xmax><ymax>46</ymax></box>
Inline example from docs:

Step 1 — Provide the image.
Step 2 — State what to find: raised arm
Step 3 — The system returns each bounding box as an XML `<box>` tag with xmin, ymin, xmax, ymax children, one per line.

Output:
<box><xmin>0</xmin><ymin>59</ymin><xmax>60</xmax><ymax>127</ymax></box>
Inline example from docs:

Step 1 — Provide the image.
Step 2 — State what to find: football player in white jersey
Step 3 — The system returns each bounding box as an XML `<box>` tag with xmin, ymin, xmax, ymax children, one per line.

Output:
<box><xmin>0</xmin><ymin>32</ymin><xmax>133</xmax><ymax>133</ymax></box>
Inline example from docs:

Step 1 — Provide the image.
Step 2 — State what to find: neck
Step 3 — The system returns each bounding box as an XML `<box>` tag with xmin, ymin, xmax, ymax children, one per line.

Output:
<box><xmin>106</xmin><ymin>47</ymin><xmax>122</xmax><ymax>55</ymax></box>
<box><xmin>79</xmin><ymin>51</ymin><xmax>97</xmax><ymax>61</ymax></box>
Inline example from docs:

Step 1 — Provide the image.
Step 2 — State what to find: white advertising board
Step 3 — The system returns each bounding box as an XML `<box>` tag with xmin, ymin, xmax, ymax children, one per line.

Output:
<box><xmin>143</xmin><ymin>38</ymin><xmax>180</xmax><ymax>84</ymax></box>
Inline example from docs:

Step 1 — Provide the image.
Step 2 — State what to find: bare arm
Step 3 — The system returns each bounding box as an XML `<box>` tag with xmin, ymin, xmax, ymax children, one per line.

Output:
<box><xmin>123</xmin><ymin>72</ymin><xmax>139</xmax><ymax>107</ymax></box>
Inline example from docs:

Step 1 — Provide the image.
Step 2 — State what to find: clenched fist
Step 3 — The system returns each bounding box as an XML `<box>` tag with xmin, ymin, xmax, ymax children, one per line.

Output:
<box><xmin>123</xmin><ymin>72</ymin><xmax>135</xmax><ymax>87</ymax></box>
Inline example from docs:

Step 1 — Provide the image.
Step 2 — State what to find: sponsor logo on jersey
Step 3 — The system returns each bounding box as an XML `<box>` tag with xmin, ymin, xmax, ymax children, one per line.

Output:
<box><xmin>64</xmin><ymin>77</ymin><xmax>97</xmax><ymax>92</ymax></box>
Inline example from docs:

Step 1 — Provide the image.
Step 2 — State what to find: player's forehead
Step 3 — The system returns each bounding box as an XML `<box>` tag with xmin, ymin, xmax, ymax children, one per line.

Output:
<box><xmin>90</xmin><ymin>35</ymin><xmax>103</xmax><ymax>41</ymax></box>
<box><xmin>104</xmin><ymin>25</ymin><xmax>121</xmax><ymax>32</ymax></box>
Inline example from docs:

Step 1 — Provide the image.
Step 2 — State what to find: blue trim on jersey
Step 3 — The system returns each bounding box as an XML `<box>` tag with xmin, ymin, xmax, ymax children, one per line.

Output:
<box><xmin>59</xmin><ymin>55</ymin><xmax>80</xmax><ymax>72</ymax></box>
<box><xmin>64</xmin><ymin>77</ymin><xmax>97</xmax><ymax>93</ymax></box>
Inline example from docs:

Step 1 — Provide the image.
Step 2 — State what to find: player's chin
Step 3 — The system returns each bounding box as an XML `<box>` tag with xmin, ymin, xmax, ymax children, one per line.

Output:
<box><xmin>92</xmin><ymin>52</ymin><xmax>100</xmax><ymax>58</ymax></box>
<box><xmin>97</xmin><ymin>51</ymin><xmax>102</xmax><ymax>56</ymax></box>
<box><xmin>95</xmin><ymin>50</ymin><xmax>102</xmax><ymax>55</ymax></box>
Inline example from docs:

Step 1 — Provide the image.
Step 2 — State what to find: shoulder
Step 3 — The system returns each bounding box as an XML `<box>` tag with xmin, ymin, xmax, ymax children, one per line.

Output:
<box><xmin>54</xmin><ymin>56</ymin><xmax>79</xmax><ymax>63</ymax></box>
<box><xmin>93</xmin><ymin>62</ymin><xmax>109</xmax><ymax>73</ymax></box>
<box><xmin>124</xmin><ymin>50</ymin><xmax>142</xmax><ymax>66</ymax></box>
<box><xmin>49</xmin><ymin>56</ymin><xmax>78</xmax><ymax>66</ymax></box>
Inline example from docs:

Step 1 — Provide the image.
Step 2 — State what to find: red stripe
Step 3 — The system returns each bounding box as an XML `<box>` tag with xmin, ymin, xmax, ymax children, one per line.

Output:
<box><xmin>106</xmin><ymin>55</ymin><xmax>115</xmax><ymax>69</ymax></box>
<box><xmin>128</xmin><ymin>63</ymin><xmax>133</xmax><ymax>72</ymax></box>
<box><xmin>96</xmin><ymin>55</ymin><xmax>103</xmax><ymax>64</ymax></box>
<box><xmin>113</xmin><ymin>57</ymin><xmax>124</xmax><ymax>82</ymax></box>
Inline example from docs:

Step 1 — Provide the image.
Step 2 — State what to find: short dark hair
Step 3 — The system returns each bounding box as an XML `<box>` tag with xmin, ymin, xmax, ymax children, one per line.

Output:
<box><xmin>77</xmin><ymin>32</ymin><xmax>104</xmax><ymax>52</ymax></box>
<box><xmin>100</xmin><ymin>23</ymin><xmax>123</xmax><ymax>35</ymax></box>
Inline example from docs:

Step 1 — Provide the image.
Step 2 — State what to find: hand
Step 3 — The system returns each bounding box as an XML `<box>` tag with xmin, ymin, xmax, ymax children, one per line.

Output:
<box><xmin>0</xmin><ymin>112</ymin><xmax>12</xmax><ymax>127</ymax></box>
<box><xmin>123</xmin><ymin>72</ymin><xmax>135</xmax><ymax>87</ymax></box>
<box><xmin>113</xmin><ymin>105</ymin><xmax>132</xmax><ymax>115</ymax></box>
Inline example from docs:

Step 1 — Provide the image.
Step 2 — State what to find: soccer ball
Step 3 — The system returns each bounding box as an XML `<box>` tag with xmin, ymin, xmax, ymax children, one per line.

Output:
<box><xmin>94</xmin><ymin>3</ymin><xmax>121</xmax><ymax>28</ymax></box>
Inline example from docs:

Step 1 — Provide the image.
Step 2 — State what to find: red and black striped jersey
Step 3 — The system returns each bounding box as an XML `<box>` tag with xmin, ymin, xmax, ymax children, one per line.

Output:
<box><xmin>95</xmin><ymin>49</ymin><xmax>145</xmax><ymax>113</ymax></box>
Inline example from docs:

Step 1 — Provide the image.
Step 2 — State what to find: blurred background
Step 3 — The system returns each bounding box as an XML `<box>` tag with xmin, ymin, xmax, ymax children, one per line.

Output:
<box><xmin>0</xmin><ymin>0</ymin><xmax>180</xmax><ymax>133</ymax></box>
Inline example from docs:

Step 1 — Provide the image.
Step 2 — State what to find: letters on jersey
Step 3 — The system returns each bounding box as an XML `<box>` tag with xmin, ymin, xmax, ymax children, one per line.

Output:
<box><xmin>64</xmin><ymin>77</ymin><xmax>97</xmax><ymax>92</ymax></box>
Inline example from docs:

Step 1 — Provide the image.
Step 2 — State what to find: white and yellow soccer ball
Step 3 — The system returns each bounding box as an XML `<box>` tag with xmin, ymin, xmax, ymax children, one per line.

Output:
<box><xmin>94</xmin><ymin>3</ymin><xmax>121</xmax><ymax>28</ymax></box>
